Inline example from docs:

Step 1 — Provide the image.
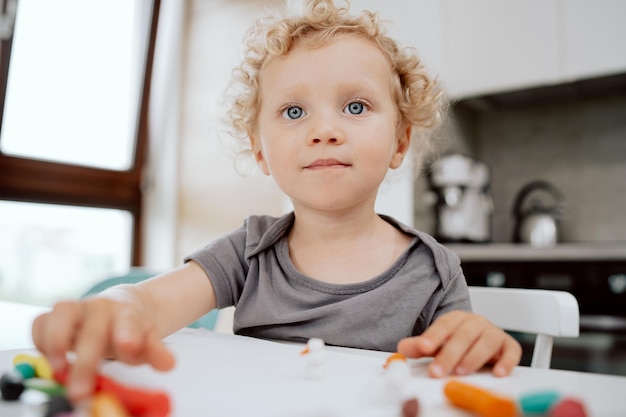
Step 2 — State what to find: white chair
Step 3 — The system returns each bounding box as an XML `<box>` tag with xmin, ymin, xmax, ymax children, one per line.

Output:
<box><xmin>468</xmin><ymin>286</ymin><xmax>580</xmax><ymax>369</ymax></box>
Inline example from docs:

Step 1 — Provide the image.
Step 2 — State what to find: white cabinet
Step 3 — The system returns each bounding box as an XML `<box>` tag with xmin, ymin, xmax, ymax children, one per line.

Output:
<box><xmin>562</xmin><ymin>0</ymin><xmax>626</xmax><ymax>81</ymax></box>
<box><xmin>438</xmin><ymin>0</ymin><xmax>626</xmax><ymax>99</ymax></box>
<box><xmin>440</xmin><ymin>0</ymin><xmax>560</xmax><ymax>98</ymax></box>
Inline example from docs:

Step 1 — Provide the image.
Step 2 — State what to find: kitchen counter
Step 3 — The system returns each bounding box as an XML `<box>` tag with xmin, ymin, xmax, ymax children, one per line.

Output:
<box><xmin>445</xmin><ymin>242</ymin><xmax>626</xmax><ymax>262</ymax></box>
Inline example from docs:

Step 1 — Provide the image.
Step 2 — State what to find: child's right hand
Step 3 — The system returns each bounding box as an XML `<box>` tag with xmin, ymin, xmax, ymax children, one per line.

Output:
<box><xmin>31</xmin><ymin>297</ymin><xmax>176</xmax><ymax>402</ymax></box>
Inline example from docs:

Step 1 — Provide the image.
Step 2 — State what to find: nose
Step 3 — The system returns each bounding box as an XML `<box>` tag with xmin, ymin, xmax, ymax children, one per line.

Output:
<box><xmin>307</xmin><ymin>113</ymin><xmax>345</xmax><ymax>146</ymax></box>
<box><xmin>309</xmin><ymin>136</ymin><xmax>342</xmax><ymax>145</ymax></box>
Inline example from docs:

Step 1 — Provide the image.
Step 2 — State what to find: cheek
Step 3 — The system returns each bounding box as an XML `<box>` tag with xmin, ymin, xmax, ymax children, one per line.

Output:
<box><xmin>369</xmin><ymin>125</ymin><xmax>403</xmax><ymax>165</ymax></box>
<box><xmin>358</xmin><ymin>143</ymin><xmax>395</xmax><ymax>175</ymax></box>
<box><xmin>257</xmin><ymin>134</ymin><xmax>292</xmax><ymax>174</ymax></box>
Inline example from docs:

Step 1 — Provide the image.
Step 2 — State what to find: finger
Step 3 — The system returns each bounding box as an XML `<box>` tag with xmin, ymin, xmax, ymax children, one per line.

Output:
<box><xmin>144</xmin><ymin>333</ymin><xmax>176</xmax><ymax>371</ymax></box>
<box><xmin>397</xmin><ymin>336</ymin><xmax>439</xmax><ymax>359</ymax></box>
<box><xmin>418</xmin><ymin>311</ymin><xmax>467</xmax><ymax>352</ymax></box>
<box><xmin>31</xmin><ymin>313</ymin><xmax>48</xmax><ymax>354</ymax></box>
<box><xmin>452</xmin><ymin>326</ymin><xmax>507</xmax><ymax>376</ymax></box>
<box><xmin>35</xmin><ymin>302</ymin><xmax>84</xmax><ymax>372</ymax></box>
<box><xmin>428</xmin><ymin>315</ymin><xmax>491</xmax><ymax>377</ymax></box>
<box><xmin>67</xmin><ymin>301</ymin><xmax>112</xmax><ymax>401</ymax></box>
<box><xmin>398</xmin><ymin>311</ymin><xmax>469</xmax><ymax>358</ymax></box>
<box><xmin>491</xmin><ymin>336</ymin><xmax>522</xmax><ymax>377</ymax></box>
<box><xmin>397</xmin><ymin>311</ymin><xmax>468</xmax><ymax>359</ymax></box>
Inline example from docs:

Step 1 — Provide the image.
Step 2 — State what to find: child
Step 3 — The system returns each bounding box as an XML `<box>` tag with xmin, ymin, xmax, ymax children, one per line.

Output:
<box><xmin>32</xmin><ymin>0</ymin><xmax>521</xmax><ymax>401</ymax></box>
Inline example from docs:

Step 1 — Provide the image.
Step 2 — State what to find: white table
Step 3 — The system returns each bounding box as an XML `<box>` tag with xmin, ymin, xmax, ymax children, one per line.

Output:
<box><xmin>2</xmin><ymin>302</ymin><xmax>626</xmax><ymax>417</ymax></box>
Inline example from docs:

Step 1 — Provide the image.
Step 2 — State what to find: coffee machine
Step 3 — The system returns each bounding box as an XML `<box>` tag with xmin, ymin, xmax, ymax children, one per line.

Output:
<box><xmin>428</xmin><ymin>153</ymin><xmax>493</xmax><ymax>243</ymax></box>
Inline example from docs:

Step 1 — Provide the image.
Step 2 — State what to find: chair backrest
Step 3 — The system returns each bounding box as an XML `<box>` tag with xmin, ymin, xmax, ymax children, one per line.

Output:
<box><xmin>468</xmin><ymin>286</ymin><xmax>580</xmax><ymax>369</ymax></box>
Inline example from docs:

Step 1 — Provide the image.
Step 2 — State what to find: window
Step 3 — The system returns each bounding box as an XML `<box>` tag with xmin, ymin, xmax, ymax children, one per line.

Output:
<box><xmin>0</xmin><ymin>201</ymin><xmax>133</xmax><ymax>304</ymax></box>
<box><xmin>0</xmin><ymin>0</ymin><xmax>160</xmax><ymax>305</ymax></box>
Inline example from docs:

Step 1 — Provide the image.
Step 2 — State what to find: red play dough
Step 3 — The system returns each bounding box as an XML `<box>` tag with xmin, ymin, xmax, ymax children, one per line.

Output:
<box><xmin>549</xmin><ymin>397</ymin><xmax>587</xmax><ymax>417</ymax></box>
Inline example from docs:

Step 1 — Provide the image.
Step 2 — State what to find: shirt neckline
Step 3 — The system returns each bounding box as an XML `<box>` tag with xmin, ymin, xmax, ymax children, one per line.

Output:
<box><xmin>275</xmin><ymin>219</ymin><xmax>420</xmax><ymax>295</ymax></box>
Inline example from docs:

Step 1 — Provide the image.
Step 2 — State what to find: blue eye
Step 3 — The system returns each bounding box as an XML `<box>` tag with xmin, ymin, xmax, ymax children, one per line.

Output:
<box><xmin>282</xmin><ymin>106</ymin><xmax>305</xmax><ymax>120</ymax></box>
<box><xmin>344</xmin><ymin>101</ymin><xmax>366</xmax><ymax>115</ymax></box>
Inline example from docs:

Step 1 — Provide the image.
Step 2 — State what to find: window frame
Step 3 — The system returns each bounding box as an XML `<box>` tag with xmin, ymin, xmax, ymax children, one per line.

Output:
<box><xmin>0</xmin><ymin>0</ymin><xmax>161</xmax><ymax>265</ymax></box>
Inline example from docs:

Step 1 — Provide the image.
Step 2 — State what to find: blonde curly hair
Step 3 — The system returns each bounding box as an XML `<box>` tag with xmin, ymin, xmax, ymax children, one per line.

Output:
<box><xmin>225</xmin><ymin>0</ymin><xmax>445</xmax><ymax>173</ymax></box>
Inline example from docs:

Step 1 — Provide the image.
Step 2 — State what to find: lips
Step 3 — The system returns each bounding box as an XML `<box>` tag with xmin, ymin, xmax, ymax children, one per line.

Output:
<box><xmin>304</xmin><ymin>159</ymin><xmax>351</xmax><ymax>169</ymax></box>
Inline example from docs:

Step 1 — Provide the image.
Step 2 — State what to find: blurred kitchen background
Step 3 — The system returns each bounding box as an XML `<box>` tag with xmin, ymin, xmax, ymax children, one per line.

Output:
<box><xmin>0</xmin><ymin>1</ymin><xmax>624</xmax><ymax>374</ymax></box>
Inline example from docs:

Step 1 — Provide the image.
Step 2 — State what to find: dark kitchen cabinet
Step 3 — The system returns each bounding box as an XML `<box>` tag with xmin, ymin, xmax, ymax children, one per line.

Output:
<box><xmin>460</xmin><ymin>260</ymin><xmax>626</xmax><ymax>318</ymax></box>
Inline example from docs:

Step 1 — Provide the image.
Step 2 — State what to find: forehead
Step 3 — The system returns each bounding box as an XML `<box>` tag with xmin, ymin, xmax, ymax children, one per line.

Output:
<box><xmin>259</xmin><ymin>35</ymin><xmax>395</xmax><ymax>94</ymax></box>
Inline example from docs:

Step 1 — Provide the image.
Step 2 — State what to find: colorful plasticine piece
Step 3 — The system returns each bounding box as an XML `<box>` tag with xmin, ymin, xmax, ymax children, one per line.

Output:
<box><xmin>519</xmin><ymin>390</ymin><xmax>561</xmax><ymax>414</ymax></box>
<box><xmin>383</xmin><ymin>352</ymin><xmax>407</xmax><ymax>369</ymax></box>
<box><xmin>54</xmin><ymin>368</ymin><xmax>171</xmax><ymax>417</ymax></box>
<box><xmin>301</xmin><ymin>338</ymin><xmax>326</xmax><ymax>378</ymax></box>
<box><xmin>14</xmin><ymin>362</ymin><xmax>36</xmax><ymax>379</ymax></box>
<box><xmin>24</xmin><ymin>377</ymin><xmax>66</xmax><ymax>396</ymax></box>
<box><xmin>92</xmin><ymin>392</ymin><xmax>132</xmax><ymax>417</ymax></box>
<box><xmin>12</xmin><ymin>353</ymin><xmax>53</xmax><ymax>380</ymax></box>
<box><xmin>549</xmin><ymin>397</ymin><xmax>588</xmax><ymax>417</ymax></box>
<box><xmin>401</xmin><ymin>397</ymin><xmax>419</xmax><ymax>417</ymax></box>
<box><xmin>1</xmin><ymin>354</ymin><xmax>60</xmax><ymax>402</ymax></box>
<box><xmin>44</xmin><ymin>394</ymin><xmax>74</xmax><ymax>417</ymax></box>
<box><xmin>300</xmin><ymin>337</ymin><xmax>324</xmax><ymax>355</ymax></box>
<box><xmin>444</xmin><ymin>379</ymin><xmax>518</xmax><ymax>417</ymax></box>
<box><xmin>20</xmin><ymin>388</ymin><xmax>49</xmax><ymax>414</ymax></box>
<box><xmin>0</xmin><ymin>370</ymin><xmax>25</xmax><ymax>401</ymax></box>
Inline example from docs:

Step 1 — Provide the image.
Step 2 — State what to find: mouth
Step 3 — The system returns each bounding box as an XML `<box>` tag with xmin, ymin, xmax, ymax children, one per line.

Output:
<box><xmin>304</xmin><ymin>159</ymin><xmax>352</xmax><ymax>170</ymax></box>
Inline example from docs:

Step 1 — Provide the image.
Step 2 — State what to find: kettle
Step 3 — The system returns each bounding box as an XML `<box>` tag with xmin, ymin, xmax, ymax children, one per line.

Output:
<box><xmin>513</xmin><ymin>180</ymin><xmax>566</xmax><ymax>247</ymax></box>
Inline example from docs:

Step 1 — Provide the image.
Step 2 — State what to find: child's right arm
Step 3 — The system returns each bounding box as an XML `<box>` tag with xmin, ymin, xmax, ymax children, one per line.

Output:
<box><xmin>31</xmin><ymin>261</ymin><xmax>217</xmax><ymax>401</ymax></box>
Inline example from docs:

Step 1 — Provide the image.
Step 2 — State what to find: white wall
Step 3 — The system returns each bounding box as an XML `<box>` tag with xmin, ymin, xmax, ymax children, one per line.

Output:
<box><xmin>176</xmin><ymin>0</ymin><xmax>288</xmax><ymax>263</ymax></box>
<box><xmin>143</xmin><ymin>0</ymin><xmax>185</xmax><ymax>270</ymax></box>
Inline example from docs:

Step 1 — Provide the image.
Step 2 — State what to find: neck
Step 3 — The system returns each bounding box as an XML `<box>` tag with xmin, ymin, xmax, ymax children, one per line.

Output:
<box><xmin>286</xmin><ymin>203</ymin><xmax>412</xmax><ymax>285</ymax></box>
<box><xmin>289</xmin><ymin>204</ymin><xmax>383</xmax><ymax>244</ymax></box>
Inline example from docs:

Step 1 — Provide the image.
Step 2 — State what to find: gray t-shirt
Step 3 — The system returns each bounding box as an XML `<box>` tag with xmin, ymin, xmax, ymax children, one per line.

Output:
<box><xmin>185</xmin><ymin>212</ymin><xmax>471</xmax><ymax>352</ymax></box>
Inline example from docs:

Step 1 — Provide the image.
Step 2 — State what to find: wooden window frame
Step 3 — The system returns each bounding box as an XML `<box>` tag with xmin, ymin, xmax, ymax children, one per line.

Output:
<box><xmin>0</xmin><ymin>0</ymin><xmax>161</xmax><ymax>265</ymax></box>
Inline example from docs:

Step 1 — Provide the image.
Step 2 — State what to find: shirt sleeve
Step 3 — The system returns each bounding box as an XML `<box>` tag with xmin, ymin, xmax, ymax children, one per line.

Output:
<box><xmin>184</xmin><ymin>223</ymin><xmax>249</xmax><ymax>308</ymax></box>
<box><xmin>414</xmin><ymin>230</ymin><xmax>473</xmax><ymax>321</ymax></box>
<box><xmin>432</xmin><ymin>263</ymin><xmax>472</xmax><ymax>322</ymax></box>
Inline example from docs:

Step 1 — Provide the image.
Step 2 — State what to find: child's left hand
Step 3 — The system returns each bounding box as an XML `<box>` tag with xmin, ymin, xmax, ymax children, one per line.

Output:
<box><xmin>397</xmin><ymin>310</ymin><xmax>522</xmax><ymax>378</ymax></box>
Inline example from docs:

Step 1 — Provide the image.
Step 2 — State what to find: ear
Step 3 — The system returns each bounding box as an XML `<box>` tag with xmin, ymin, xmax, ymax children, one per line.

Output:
<box><xmin>390</xmin><ymin>124</ymin><xmax>412</xmax><ymax>169</ymax></box>
<box><xmin>250</xmin><ymin>134</ymin><xmax>271</xmax><ymax>176</ymax></box>
<box><xmin>255</xmin><ymin>149</ymin><xmax>271</xmax><ymax>176</ymax></box>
